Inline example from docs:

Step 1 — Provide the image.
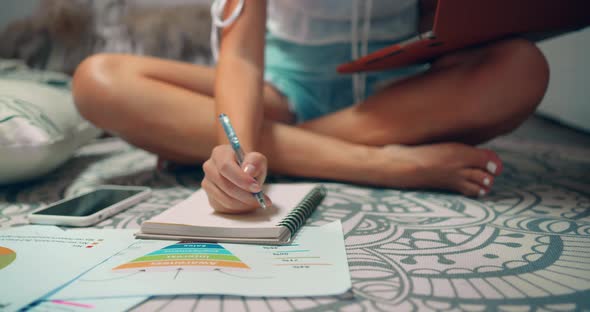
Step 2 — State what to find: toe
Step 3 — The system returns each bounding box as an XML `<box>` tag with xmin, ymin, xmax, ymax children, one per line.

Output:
<box><xmin>455</xmin><ymin>180</ymin><xmax>488</xmax><ymax>198</ymax></box>
<box><xmin>461</xmin><ymin>147</ymin><xmax>503</xmax><ymax>176</ymax></box>
<box><xmin>482</xmin><ymin>149</ymin><xmax>503</xmax><ymax>176</ymax></box>
<box><xmin>460</xmin><ymin>168</ymin><xmax>494</xmax><ymax>189</ymax></box>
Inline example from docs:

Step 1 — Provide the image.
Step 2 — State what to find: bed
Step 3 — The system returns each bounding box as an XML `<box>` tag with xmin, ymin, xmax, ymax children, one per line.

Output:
<box><xmin>1</xmin><ymin>120</ymin><xmax>589</xmax><ymax>311</ymax></box>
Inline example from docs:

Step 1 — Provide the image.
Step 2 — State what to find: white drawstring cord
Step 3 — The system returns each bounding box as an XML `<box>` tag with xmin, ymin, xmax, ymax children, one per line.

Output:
<box><xmin>359</xmin><ymin>0</ymin><xmax>373</xmax><ymax>103</ymax></box>
<box><xmin>361</xmin><ymin>0</ymin><xmax>373</xmax><ymax>58</ymax></box>
<box><xmin>351</xmin><ymin>0</ymin><xmax>361</xmax><ymax>104</ymax></box>
<box><xmin>351</xmin><ymin>0</ymin><xmax>373</xmax><ymax>104</ymax></box>
<box><xmin>210</xmin><ymin>0</ymin><xmax>245</xmax><ymax>61</ymax></box>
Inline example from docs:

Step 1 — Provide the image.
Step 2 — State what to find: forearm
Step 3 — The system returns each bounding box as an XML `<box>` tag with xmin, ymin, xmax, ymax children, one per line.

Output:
<box><xmin>215</xmin><ymin>55</ymin><xmax>264</xmax><ymax>152</ymax></box>
<box><xmin>214</xmin><ymin>0</ymin><xmax>267</xmax><ymax>152</ymax></box>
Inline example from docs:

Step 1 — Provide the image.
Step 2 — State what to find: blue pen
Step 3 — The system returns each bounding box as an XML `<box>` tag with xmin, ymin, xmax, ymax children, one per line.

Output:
<box><xmin>218</xmin><ymin>113</ymin><xmax>268</xmax><ymax>209</ymax></box>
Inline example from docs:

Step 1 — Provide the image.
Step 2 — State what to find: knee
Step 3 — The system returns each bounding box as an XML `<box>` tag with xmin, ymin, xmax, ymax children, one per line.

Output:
<box><xmin>498</xmin><ymin>38</ymin><xmax>548</xmax><ymax>101</ymax></box>
<box><xmin>72</xmin><ymin>54</ymin><xmax>129</xmax><ymax>127</ymax></box>
<box><xmin>489</xmin><ymin>39</ymin><xmax>549</xmax><ymax>113</ymax></box>
<box><xmin>467</xmin><ymin>39</ymin><xmax>549</xmax><ymax>132</ymax></box>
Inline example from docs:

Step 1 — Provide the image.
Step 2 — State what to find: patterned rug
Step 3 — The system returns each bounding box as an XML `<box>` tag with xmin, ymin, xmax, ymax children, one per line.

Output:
<box><xmin>1</xmin><ymin>136</ymin><xmax>589</xmax><ymax>311</ymax></box>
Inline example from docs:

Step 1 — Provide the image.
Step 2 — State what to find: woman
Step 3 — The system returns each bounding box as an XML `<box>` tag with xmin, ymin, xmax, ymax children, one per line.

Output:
<box><xmin>72</xmin><ymin>0</ymin><xmax>549</xmax><ymax>213</ymax></box>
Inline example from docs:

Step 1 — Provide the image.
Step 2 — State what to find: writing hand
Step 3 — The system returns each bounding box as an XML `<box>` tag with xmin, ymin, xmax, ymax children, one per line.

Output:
<box><xmin>202</xmin><ymin>145</ymin><xmax>271</xmax><ymax>213</ymax></box>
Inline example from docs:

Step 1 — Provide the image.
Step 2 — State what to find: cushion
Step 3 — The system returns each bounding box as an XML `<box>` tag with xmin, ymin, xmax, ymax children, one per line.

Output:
<box><xmin>0</xmin><ymin>59</ymin><xmax>101</xmax><ymax>184</ymax></box>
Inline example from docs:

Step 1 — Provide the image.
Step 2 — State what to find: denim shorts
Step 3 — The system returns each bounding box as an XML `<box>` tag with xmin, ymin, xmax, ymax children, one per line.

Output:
<box><xmin>264</xmin><ymin>33</ymin><xmax>427</xmax><ymax>122</ymax></box>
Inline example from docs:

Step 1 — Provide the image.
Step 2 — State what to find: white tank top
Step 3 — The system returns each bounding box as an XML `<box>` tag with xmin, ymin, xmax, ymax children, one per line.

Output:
<box><xmin>210</xmin><ymin>0</ymin><xmax>419</xmax><ymax>103</ymax></box>
<box><xmin>266</xmin><ymin>0</ymin><xmax>418</xmax><ymax>45</ymax></box>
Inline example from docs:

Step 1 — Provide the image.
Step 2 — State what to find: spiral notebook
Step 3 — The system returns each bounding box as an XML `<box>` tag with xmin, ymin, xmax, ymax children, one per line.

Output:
<box><xmin>136</xmin><ymin>184</ymin><xmax>326</xmax><ymax>244</ymax></box>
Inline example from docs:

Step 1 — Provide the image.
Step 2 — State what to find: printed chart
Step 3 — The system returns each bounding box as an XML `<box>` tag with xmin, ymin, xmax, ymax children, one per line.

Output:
<box><xmin>51</xmin><ymin>221</ymin><xmax>351</xmax><ymax>299</ymax></box>
<box><xmin>0</xmin><ymin>246</ymin><xmax>16</xmax><ymax>270</ymax></box>
<box><xmin>113</xmin><ymin>242</ymin><xmax>250</xmax><ymax>271</ymax></box>
<box><xmin>263</xmin><ymin>244</ymin><xmax>334</xmax><ymax>270</ymax></box>
<box><xmin>0</xmin><ymin>227</ymin><xmax>138</xmax><ymax>312</ymax></box>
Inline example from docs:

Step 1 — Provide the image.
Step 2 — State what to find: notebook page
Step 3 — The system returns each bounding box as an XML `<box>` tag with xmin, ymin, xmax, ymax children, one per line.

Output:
<box><xmin>146</xmin><ymin>184</ymin><xmax>318</xmax><ymax>229</ymax></box>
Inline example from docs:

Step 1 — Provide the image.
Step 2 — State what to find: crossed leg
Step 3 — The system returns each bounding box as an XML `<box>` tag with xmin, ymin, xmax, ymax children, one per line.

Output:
<box><xmin>72</xmin><ymin>38</ymin><xmax>549</xmax><ymax>196</ymax></box>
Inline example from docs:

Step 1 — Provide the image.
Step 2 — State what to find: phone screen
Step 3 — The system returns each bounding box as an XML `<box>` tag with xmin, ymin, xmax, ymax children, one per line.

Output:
<box><xmin>34</xmin><ymin>189</ymin><xmax>145</xmax><ymax>217</ymax></box>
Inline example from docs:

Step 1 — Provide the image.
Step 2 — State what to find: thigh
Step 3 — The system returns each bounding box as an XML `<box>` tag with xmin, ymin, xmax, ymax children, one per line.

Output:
<box><xmin>299</xmin><ymin>38</ymin><xmax>547</xmax><ymax>146</ymax></box>
<box><xmin>83</xmin><ymin>54</ymin><xmax>294</xmax><ymax>123</ymax></box>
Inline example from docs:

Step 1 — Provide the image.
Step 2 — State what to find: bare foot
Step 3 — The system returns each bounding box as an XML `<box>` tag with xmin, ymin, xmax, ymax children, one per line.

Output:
<box><xmin>372</xmin><ymin>143</ymin><xmax>503</xmax><ymax>197</ymax></box>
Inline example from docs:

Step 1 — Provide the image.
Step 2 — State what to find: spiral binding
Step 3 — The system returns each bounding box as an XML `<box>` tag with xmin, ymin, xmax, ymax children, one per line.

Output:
<box><xmin>277</xmin><ymin>185</ymin><xmax>327</xmax><ymax>236</ymax></box>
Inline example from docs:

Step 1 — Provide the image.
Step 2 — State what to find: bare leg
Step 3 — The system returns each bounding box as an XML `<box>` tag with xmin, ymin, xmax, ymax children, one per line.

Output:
<box><xmin>72</xmin><ymin>38</ymin><xmax>548</xmax><ymax>196</ymax></box>
<box><xmin>301</xmin><ymin>38</ymin><xmax>549</xmax><ymax>145</ymax></box>
<box><xmin>71</xmin><ymin>55</ymin><xmax>293</xmax><ymax>161</ymax></box>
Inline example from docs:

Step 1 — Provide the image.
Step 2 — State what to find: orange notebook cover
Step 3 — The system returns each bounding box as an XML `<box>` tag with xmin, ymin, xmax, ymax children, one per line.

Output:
<box><xmin>338</xmin><ymin>0</ymin><xmax>590</xmax><ymax>73</ymax></box>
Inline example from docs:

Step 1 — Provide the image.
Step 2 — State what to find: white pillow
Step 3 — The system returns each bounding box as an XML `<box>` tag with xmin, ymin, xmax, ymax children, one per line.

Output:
<box><xmin>0</xmin><ymin>71</ymin><xmax>101</xmax><ymax>184</ymax></box>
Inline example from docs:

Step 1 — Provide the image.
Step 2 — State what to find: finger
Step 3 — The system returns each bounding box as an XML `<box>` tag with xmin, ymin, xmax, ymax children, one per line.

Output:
<box><xmin>211</xmin><ymin>147</ymin><xmax>261</xmax><ymax>193</ymax></box>
<box><xmin>203</xmin><ymin>159</ymin><xmax>261</xmax><ymax>208</ymax></box>
<box><xmin>263</xmin><ymin>194</ymin><xmax>273</xmax><ymax>208</ymax></box>
<box><xmin>201</xmin><ymin>178</ymin><xmax>257</xmax><ymax>214</ymax></box>
<box><xmin>201</xmin><ymin>178</ymin><xmax>234</xmax><ymax>211</ymax></box>
<box><xmin>242</xmin><ymin>152</ymin><xmax>268</xmax><ymax>184</ymax></box>
<box><xmin>216</xmin><ymin>174</ymin><xmax>265</xmax><ymax>208</ymax></box>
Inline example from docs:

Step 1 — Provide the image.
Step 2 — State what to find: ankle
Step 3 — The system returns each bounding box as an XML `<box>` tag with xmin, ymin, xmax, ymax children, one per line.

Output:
<box><xmin>338</xmin><ymin>145</ymin><xmax>381</xmax><ymax>184</ymax></box>
<box><xmin>373</xmin><ymin>145</ymin><xmax>424</xmax><ymax>186</ymax></box>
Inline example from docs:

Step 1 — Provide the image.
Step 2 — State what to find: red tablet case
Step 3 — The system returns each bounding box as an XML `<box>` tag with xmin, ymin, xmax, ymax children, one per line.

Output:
<box><xmin>337</xmin><ymin>0</ymin><xmax>590</xmax><ymax>73</ymax></box>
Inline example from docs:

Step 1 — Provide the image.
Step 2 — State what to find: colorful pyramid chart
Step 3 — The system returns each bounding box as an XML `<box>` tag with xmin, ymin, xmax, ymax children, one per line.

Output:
<box><xmin>113</xmin><ymin>242</ymin><xmax>250</xmax><ymax>272</ymax></box>
<box><xmin>0</xmin><ymin>246</ymin><xmax>16</xmax><ymax>270</ymax></box>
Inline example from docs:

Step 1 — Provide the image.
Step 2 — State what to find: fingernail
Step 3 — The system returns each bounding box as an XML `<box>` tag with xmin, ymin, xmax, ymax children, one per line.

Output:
<box><xmin>486</xmin><ymin>161</ymin><xmax>497</xmax><ymax>174</ymax></box>
<box><xmin>483</xmin><ymin>177</ymin><xmax>490</xmax><ymax>186</ymax></box>
<box><xmin>249</xmin><ymin>183</ymin><xmax>261</xmax><ymax>193</ymax></box>
<box><xmin>479</xmin><ymin>189</ymin><xmax>486</xmax><ymax>197</ymax></box>
<box><xmin>243</xmin><ymin>164</ymin><xmax>256</xmax><ymax>176</ymax></box>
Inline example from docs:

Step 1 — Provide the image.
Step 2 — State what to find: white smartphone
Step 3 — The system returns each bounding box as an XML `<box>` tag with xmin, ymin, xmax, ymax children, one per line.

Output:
<box><xmin>28</xmin><ymin>185</ymin><xmax>151</xmax><ymax>227</ymax></box>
